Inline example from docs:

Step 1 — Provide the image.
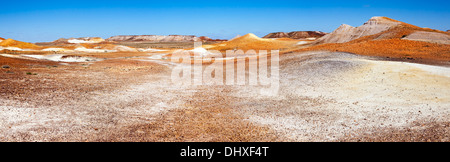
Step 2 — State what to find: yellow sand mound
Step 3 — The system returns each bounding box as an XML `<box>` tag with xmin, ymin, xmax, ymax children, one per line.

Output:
<box><xmin>0</xmin><ymin>38</ymin><xmax>41</xmax><ymax>49</ymax></box>
<box><xmin>298</xmin><ymin>39</ymin><xmax>450</xmax><ymax>61</ymax></box>
<box><xmin>205</xmin><ymin>33</ymin><xmax>300</xmax><ymax>52</ymax></box>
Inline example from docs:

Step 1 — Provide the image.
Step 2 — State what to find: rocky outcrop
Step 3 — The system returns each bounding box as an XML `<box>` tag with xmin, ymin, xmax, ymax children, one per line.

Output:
<box><xmin>316</xmin><ymin>16</ymin><xmax>401</xmax><ymax>44</ymax></box>
<box><xmin>106</xmin><ymin>35</ymin><xmax>224</xmax><ymax>42</ymax></box>
<box><xmin>263</xmin><ymin>31</ymin><xmax>327</xmax><ymax>39</ymax></box>
<box><xmin>198</xmin><ymin>36</ymin><xmax>226</xmax><ymax>41</ymax></box>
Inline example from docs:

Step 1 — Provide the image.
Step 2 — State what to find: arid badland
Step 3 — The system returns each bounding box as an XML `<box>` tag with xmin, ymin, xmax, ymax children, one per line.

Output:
<box><xmin>0</xmin><ymin>16</ymin><xmax>449</xmax><ymax>141</ymax></box>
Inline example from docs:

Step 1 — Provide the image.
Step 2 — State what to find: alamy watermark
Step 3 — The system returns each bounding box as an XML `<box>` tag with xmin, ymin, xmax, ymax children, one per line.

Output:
<box><xmin>170</xmin><ymin>42</ymin><xmax>279</xmax><ymax>96</ymax></box>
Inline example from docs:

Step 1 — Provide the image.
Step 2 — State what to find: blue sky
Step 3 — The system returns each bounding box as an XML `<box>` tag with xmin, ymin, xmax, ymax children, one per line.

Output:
<box><xmin>0</xmin><ymin>0</ymin><xmax>449</xmax><ymax>42</ymax></box>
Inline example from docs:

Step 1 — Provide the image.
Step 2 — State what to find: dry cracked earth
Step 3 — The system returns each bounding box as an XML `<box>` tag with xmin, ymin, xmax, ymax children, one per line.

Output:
<box><xmin>0</xmin><ymin>51</ymin><xmax>449</xmax><ymax>142</ymax></box>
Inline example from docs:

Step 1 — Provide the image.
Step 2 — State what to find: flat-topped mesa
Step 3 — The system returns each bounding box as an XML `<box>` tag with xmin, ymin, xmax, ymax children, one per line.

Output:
<box><xmin>363</xmin><ymin>16</ymin><xmax>401</xmax><ymax>26</ymax></box>
<box><xmin>263</xmin><ymin>32</ymin><xmax>290</xmax><ymax>38</ymax></box>
<box><xmin>359</xmin><ymin>16</ymin><xmax>402</xmax><ymax>34</ymax></box>
<box><xmin>316</xmin><ymin>16</ymin><xmax>402</xmax><ymax>44</ymax></box>
<box><xmin>106</xmin><ymin>35</ymin><xmax>221</xmax><ymax>42</ymax></box>
<box><xmin>263</xmin><ymin>31</ymin><xmax>327</xmax><ymax>39</ymax></box>
<box><xmin>290</xmin><ymin>31</ymin><xmax>327</xmax><ymax>39</ymax></box>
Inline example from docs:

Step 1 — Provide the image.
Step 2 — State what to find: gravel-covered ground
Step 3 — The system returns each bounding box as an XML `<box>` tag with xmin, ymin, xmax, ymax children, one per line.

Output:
<box><xmin>0</xmin><ymin>51</ymin><xmax>448</xmax><ymax>141</ymax></box>
<box><xmin>228</xmin><ymin>51</ymin><xmax>449</xmax><ymax>141</ymax></box>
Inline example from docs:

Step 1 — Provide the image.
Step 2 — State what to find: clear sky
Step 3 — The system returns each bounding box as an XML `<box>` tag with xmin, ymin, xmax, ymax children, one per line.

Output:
<box><xmin>0</xmin><ymin>0</ymin><xmax>449</xmax><ymax>42</ymax></box>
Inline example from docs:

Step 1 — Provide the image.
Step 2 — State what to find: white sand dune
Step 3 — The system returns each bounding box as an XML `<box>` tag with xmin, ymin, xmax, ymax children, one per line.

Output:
<box><xmin>2</xmin><ymin>47</ymin><xmax>31</xmax><ymax>51</ymax></box>
<box><xmin>42</xmin><ymin>48</ymin><xmax>71</xmax><ymax>52</ymax></box>
<box><xmin>74</xmin><ymin>47</ymin><xmax>114</xmax><ymax>53</ymax></box>
<box><xmin>23</xmin><ymin>54</ymin><xmax>103</xmax><ymax>62</ymax></box>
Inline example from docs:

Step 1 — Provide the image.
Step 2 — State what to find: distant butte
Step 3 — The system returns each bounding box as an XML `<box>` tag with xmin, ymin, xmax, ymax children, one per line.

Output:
<box><xmin>106</xmin><ymin>35</ymin><xmax>226</xmax><ymax>42</ymax></box>
<box><xmin>263</xmin><ymin>31</ymin><xmax>327</xmax><ymax>39</ymax></box>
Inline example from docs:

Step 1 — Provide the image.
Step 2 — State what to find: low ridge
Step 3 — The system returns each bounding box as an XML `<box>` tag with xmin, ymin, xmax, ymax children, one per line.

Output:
<box><xmin>263</xmin><ymin>31</ymin><xmax>327</xmax><ymax>39</ymax></box>
<box><xmin>106</xmin><ymin>35</ymin><xmax>225</xmax><ymax>42</ymax></box>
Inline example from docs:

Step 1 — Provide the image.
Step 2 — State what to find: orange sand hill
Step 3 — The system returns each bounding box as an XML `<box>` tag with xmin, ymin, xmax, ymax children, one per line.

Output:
<box><xmin>299</xmin><ymin>39</ymin><xmax>450</xmax><ymax>61</ymax></box>
<box><xmin>205</xmin><ymin>33</ymin><xmax>300</xmax><ymax>52</ymax></box>
<box><xmin>0</xmin><ymin>38</ymin><xmax>41</xmax><ymax>49</ymax></box>
<box><xmin>297</xmin><ymin>17</ymin><xmax>450</xmax><ymax>61</ymax></box>
<box><xmin>0</xmin><ymin>37</ymin><xmax>5</xmax><ymax>40</ymax></box>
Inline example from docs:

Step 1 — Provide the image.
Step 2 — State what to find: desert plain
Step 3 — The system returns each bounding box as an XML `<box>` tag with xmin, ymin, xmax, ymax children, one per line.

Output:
<box><xmin>0</xmin><ymin>17</ymin><xmax>449</xmax><ymax>142</ymax></box>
